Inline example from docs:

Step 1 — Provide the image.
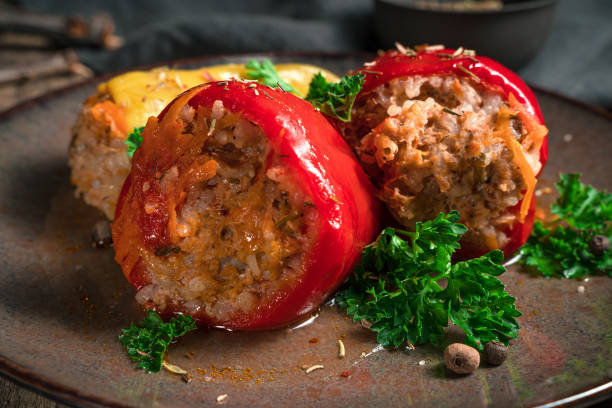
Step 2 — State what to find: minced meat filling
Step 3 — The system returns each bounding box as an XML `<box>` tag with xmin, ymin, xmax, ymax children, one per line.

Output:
<box><xmin>136</xmin><ymin>101</ymin><xmax>317</xmax><ymax>322</ymax></box>
<box><xmin>69</xmin><ymin>94</ymin><xmax>130</xmax><ymax>220</ymax></box>
<box><xmin>345</xmin><ymin>76</ymin><xmax>542</xmax><ymax>251</ymax></box>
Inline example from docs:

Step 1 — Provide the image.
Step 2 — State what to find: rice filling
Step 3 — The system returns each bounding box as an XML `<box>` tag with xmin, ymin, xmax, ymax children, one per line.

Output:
<box><xmin>347</xmin><ymin>75</ymin><xmax>544</xmax><ymax>250</ymax></box>
<box><xmin>68</xmin><ymin>95</ymin><xmax>130</xmax><ymax>220</ymax></box>
<box><xmin>135</xmin><ymin>101</ymin><xmax>317</xmax><ymax>321</ymax></box>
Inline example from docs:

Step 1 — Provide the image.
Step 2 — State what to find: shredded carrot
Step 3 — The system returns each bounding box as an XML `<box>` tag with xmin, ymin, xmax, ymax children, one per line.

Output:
<box><xmin>495</xmin><ymin>104</ymin><xmax>536</xmax><ymax>222</ymax></box>
<box><xmin>167</xmin><ymin>160</ymin><xmax>217</xmax><ymax>243</ymax></box>
<box><xmin>167</xmin><ymin>196</ymin><xmax>179</xmax><ymax>244</ymax></box>
<box><xmin>90</xmin><ymin>100</ymin><xmax>129</xmax><ymax>136</ymax></box>
<box><xmin>508</xmin><ymin>93</ymin><xmax>548</xmax><ymax>153</ymax></box>
<box><xmin>484</xmin><ymin>232</ymin><xmax>499</xmax><ymax>251</ymax></box>
<box><xmin>185</xmin><ymin>159</ymin><xmax>219</xmax><ymax>185</ymax></box>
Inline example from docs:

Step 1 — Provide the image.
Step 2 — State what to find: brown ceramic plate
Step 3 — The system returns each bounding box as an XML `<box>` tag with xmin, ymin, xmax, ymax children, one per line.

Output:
<box><xmin>0</xmin><ymin>53</ymin><xmax>611</xmax><ymax>408</ymax></box>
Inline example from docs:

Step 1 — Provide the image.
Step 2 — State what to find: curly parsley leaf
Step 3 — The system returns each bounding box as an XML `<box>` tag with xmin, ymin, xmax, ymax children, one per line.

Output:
<box><xmin>520</xmin><ymin>222</ymin><xmax>611</xmax><ymax>278</ymax></box>
<box><xmin>336</xmin><ymin>211</ymin><xmax>520</xmax><ymax>351</ymax></box>
<box><xmin>520</xmin><ymin>174</ymin><xmax>611</xmax><ymax>278</ymax></box>
<box><xmin>119</xmin><ymin>310</ymin><xmax>197</xmax><ymax>372</ymax></box>
<box><xmin>305</xmin><ymin>72</ymin><xmax>365</xmax><ymax>122</ymax></box>
<box><xmin>125</xmin><ymin>126</ymin><xmax>144</xmax><ymax>157</ymax></box>
<box><xmin>244</xmin><ymin>59</ymin><xmax>299</xmax><ymax>95</ymax></box>
<box><xmin>551</xmin><ymin>173</ymin><xmax>612</xmax><ymax>230</ymax></box>
<box><xmin>447</xmin><ymin>251</ymin><xmax>520</xmax><ymax>347</ymax></box>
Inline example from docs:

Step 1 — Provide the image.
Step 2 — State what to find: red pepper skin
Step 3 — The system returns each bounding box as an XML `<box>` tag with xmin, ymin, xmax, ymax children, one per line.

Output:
<box><xmin>112</xmin><ymin>80</ymin><xmax>382</xmax><ymax>330</ymax></box>
<box><xmin>351</xmin><ymin>50</ymin><xmax>548</xmax><ymax>258</ymax></box>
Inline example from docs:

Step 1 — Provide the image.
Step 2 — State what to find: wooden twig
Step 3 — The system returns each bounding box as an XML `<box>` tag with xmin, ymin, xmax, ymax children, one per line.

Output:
<box><xmin>0</xmin><ymin>9</ymin><xmax>123</xmax><ymax>49</ymax></box>
<box><xmin>0</xmin><ymin>50</ymin><xmax>93</xmax><ymax>84</ymax></box>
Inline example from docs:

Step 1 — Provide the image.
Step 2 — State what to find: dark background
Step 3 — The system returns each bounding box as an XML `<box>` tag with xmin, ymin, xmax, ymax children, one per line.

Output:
<box><xmin>2</xmin><ymin>0</ymin><xmax>612</xmax><ymax>109</ymax></box>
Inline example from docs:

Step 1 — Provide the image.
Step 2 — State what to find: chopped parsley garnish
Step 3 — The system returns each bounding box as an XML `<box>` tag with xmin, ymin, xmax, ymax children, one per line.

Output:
<box><xmin>520</xmin><ymin>174</ymin><xmax>612</xmax><ymax>278</ymax></box>
<box><xmin>336</xmin><ymin>211</ymin><xmax>520</xmax><ymax>351</ymax></box>
<box><xmin>119</xmin><ymin>310</ymin><xmax>197</xmax><ymax>372</ymax></box>
<box><xmin>305</xmin><ymin>72</ymin><xmax>365</xmax><ymax>122</ymax></box>
<box><xmin>244</xmin><ymin>59</ymin><xmax>299</xmax><ymax>96</ymax></box>
<box><xmin>125</xmin><ymin>126</ymin><xmax>144</xmax><ymax>157</ymax></box>
<box><xmin>242</xmin><ymin>60</ymin><xmax>365</xmax><ymax>122</ymax></box>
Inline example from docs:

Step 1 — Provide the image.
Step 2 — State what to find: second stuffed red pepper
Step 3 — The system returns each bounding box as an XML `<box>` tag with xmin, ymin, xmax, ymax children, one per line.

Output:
<box><xmin>339</xmin><ymin>48</ymin><xmax>548</xmax><ymax>258</ymax></box>
<box><xmin>112</xmin><ymin>80</ymin><xmax>382</xmax><ymax>330</ymax></box>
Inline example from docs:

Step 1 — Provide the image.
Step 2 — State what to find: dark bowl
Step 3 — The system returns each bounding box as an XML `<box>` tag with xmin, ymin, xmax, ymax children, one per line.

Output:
<box><xmin>374</xmin><ymin>0</ymin><xmax>557</xmax><ymax>70</ymax></box>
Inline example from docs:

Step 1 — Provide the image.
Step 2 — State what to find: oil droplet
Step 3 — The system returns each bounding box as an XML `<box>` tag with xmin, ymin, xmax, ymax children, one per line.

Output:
<box><xmin>352</xmin><ymin>344</ymin><xmax>385</xmax><ymax>366</ymax></box>
<box><xmin>287</xmin><ymin>311</ymin><xmax>320</xmax><ymax>331</ymax></box>
<box><xmin>503</xmin><ymin>253</ymin><xmax>521</xmax><ymax>267</ymax></box>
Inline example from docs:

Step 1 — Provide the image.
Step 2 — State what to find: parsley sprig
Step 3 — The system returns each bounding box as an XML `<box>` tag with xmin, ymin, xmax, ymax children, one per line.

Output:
<box><xmin>520</xmin><ymin>174</ymin><xmax>612</xmax><ymax>278</ymax></box>
<box><xmin>242</xmin><ymin>60</ymin><xmax>366</xmax><ymax>122</ymax></box>
<box><xmin>336</xmin><ymin>211</ymin><xmax>520</xmax><ymax>351</ymax></box>
<box><xmin>550</xmin><ymin>173</ymin><xmax>611</xmax><ymax>229</ymax></box>
<box><xmin>245</xmin><ymin>59</ymin><xmax>299</xmax><ymax>95</ymax></box>
<box><xmin>125</xmin><ymin>126</ymin><xmax>144</xmax><ymax>157</ymax></box>
<box><xmin>119</xmin><ymin>310</ymin><xmax>197</xmax><ymax>372</ymax></box>
<box><xmin>305</xmin><ymin>72</ymin><xmax>365</xmax><ymax>122</ymax></box>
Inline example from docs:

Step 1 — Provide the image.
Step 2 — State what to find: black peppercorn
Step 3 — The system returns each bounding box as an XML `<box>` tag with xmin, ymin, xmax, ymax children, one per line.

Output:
<box><xmin>220</xmin><ymin>226</ymin><xmax>233</xmax><ymax>240</ymax></box>
<box><xmin>483</xmin><ymin>340</ymin><xmax>508</xmax><ymax>365</ymax></box>
<box><xmin>444</xmin><ymin>343</ymin><xmax>480</xmax><ymax>374</ymax></box>
<box><xmin>588</xmin><ymin>235</ymin><xmax>610</xmax><ymax>256</ymax></box>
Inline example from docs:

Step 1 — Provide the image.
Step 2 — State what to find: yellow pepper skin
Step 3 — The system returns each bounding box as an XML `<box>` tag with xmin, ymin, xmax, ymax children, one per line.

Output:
<box><xmin>98</xmin><ymin>63</ymin><xmax>339</xmax><ymax>129</ymax></box>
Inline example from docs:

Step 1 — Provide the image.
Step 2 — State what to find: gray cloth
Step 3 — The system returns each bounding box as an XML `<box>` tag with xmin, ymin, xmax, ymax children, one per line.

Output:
<box><xmin>12</xmin><ymin>0</ymin><xmax>612</xmax><ymax>108</ymax></box>
<box><xmin>519</xmin><ymin>0</ymin><xmax>612</xmax><ymax>108</ymax></box>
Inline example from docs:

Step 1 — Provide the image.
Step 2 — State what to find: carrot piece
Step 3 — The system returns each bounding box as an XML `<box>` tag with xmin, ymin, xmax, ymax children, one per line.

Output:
<box><xmin>508</xmin><ymin>93</ymin><xmax>548</xmax><ymax>153</ymax></box>
<box><xmin>90</xmin><ymin>100</ymin><xmax>129</xmax><ymax>136</ymax></box>
<box><xmin>495</xmin><ymin>103</ymin><xmax>536</xmax><ymax>223</ymax></box>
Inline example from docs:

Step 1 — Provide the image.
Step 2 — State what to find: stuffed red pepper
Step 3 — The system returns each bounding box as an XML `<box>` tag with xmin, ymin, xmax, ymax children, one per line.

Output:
<box><xmin>340</xmin><ymin>47</ymin><xmax>548</xmax><ymax>258</ymax></box>
<box><xmin>112</xmin><ymin>80</ymin><xmax>381</xmax><ymax>330</ymax></box>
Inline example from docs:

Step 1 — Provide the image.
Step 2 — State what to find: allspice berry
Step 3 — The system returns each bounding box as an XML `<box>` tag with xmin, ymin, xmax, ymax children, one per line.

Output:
<box><xmin>444</xmin><ymin>343</ymin><xmax>480</xmax><ymax>374</ymax></box>
<box><xmin>589</xmin><ymin>235</ymin><xmax>610</xmax><ymax>256</ymax></box>
<box><xmin>483</xmin><ymin>340</ymin><xmax>508</xmax><ymax>365</ymax></box>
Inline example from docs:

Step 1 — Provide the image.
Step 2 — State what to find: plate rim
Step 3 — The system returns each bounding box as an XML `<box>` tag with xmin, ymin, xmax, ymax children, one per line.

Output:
<box><xmin>0</xmin><ymin>51</ymin><xmax>610</xmax><ymax>408</ymax></box>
